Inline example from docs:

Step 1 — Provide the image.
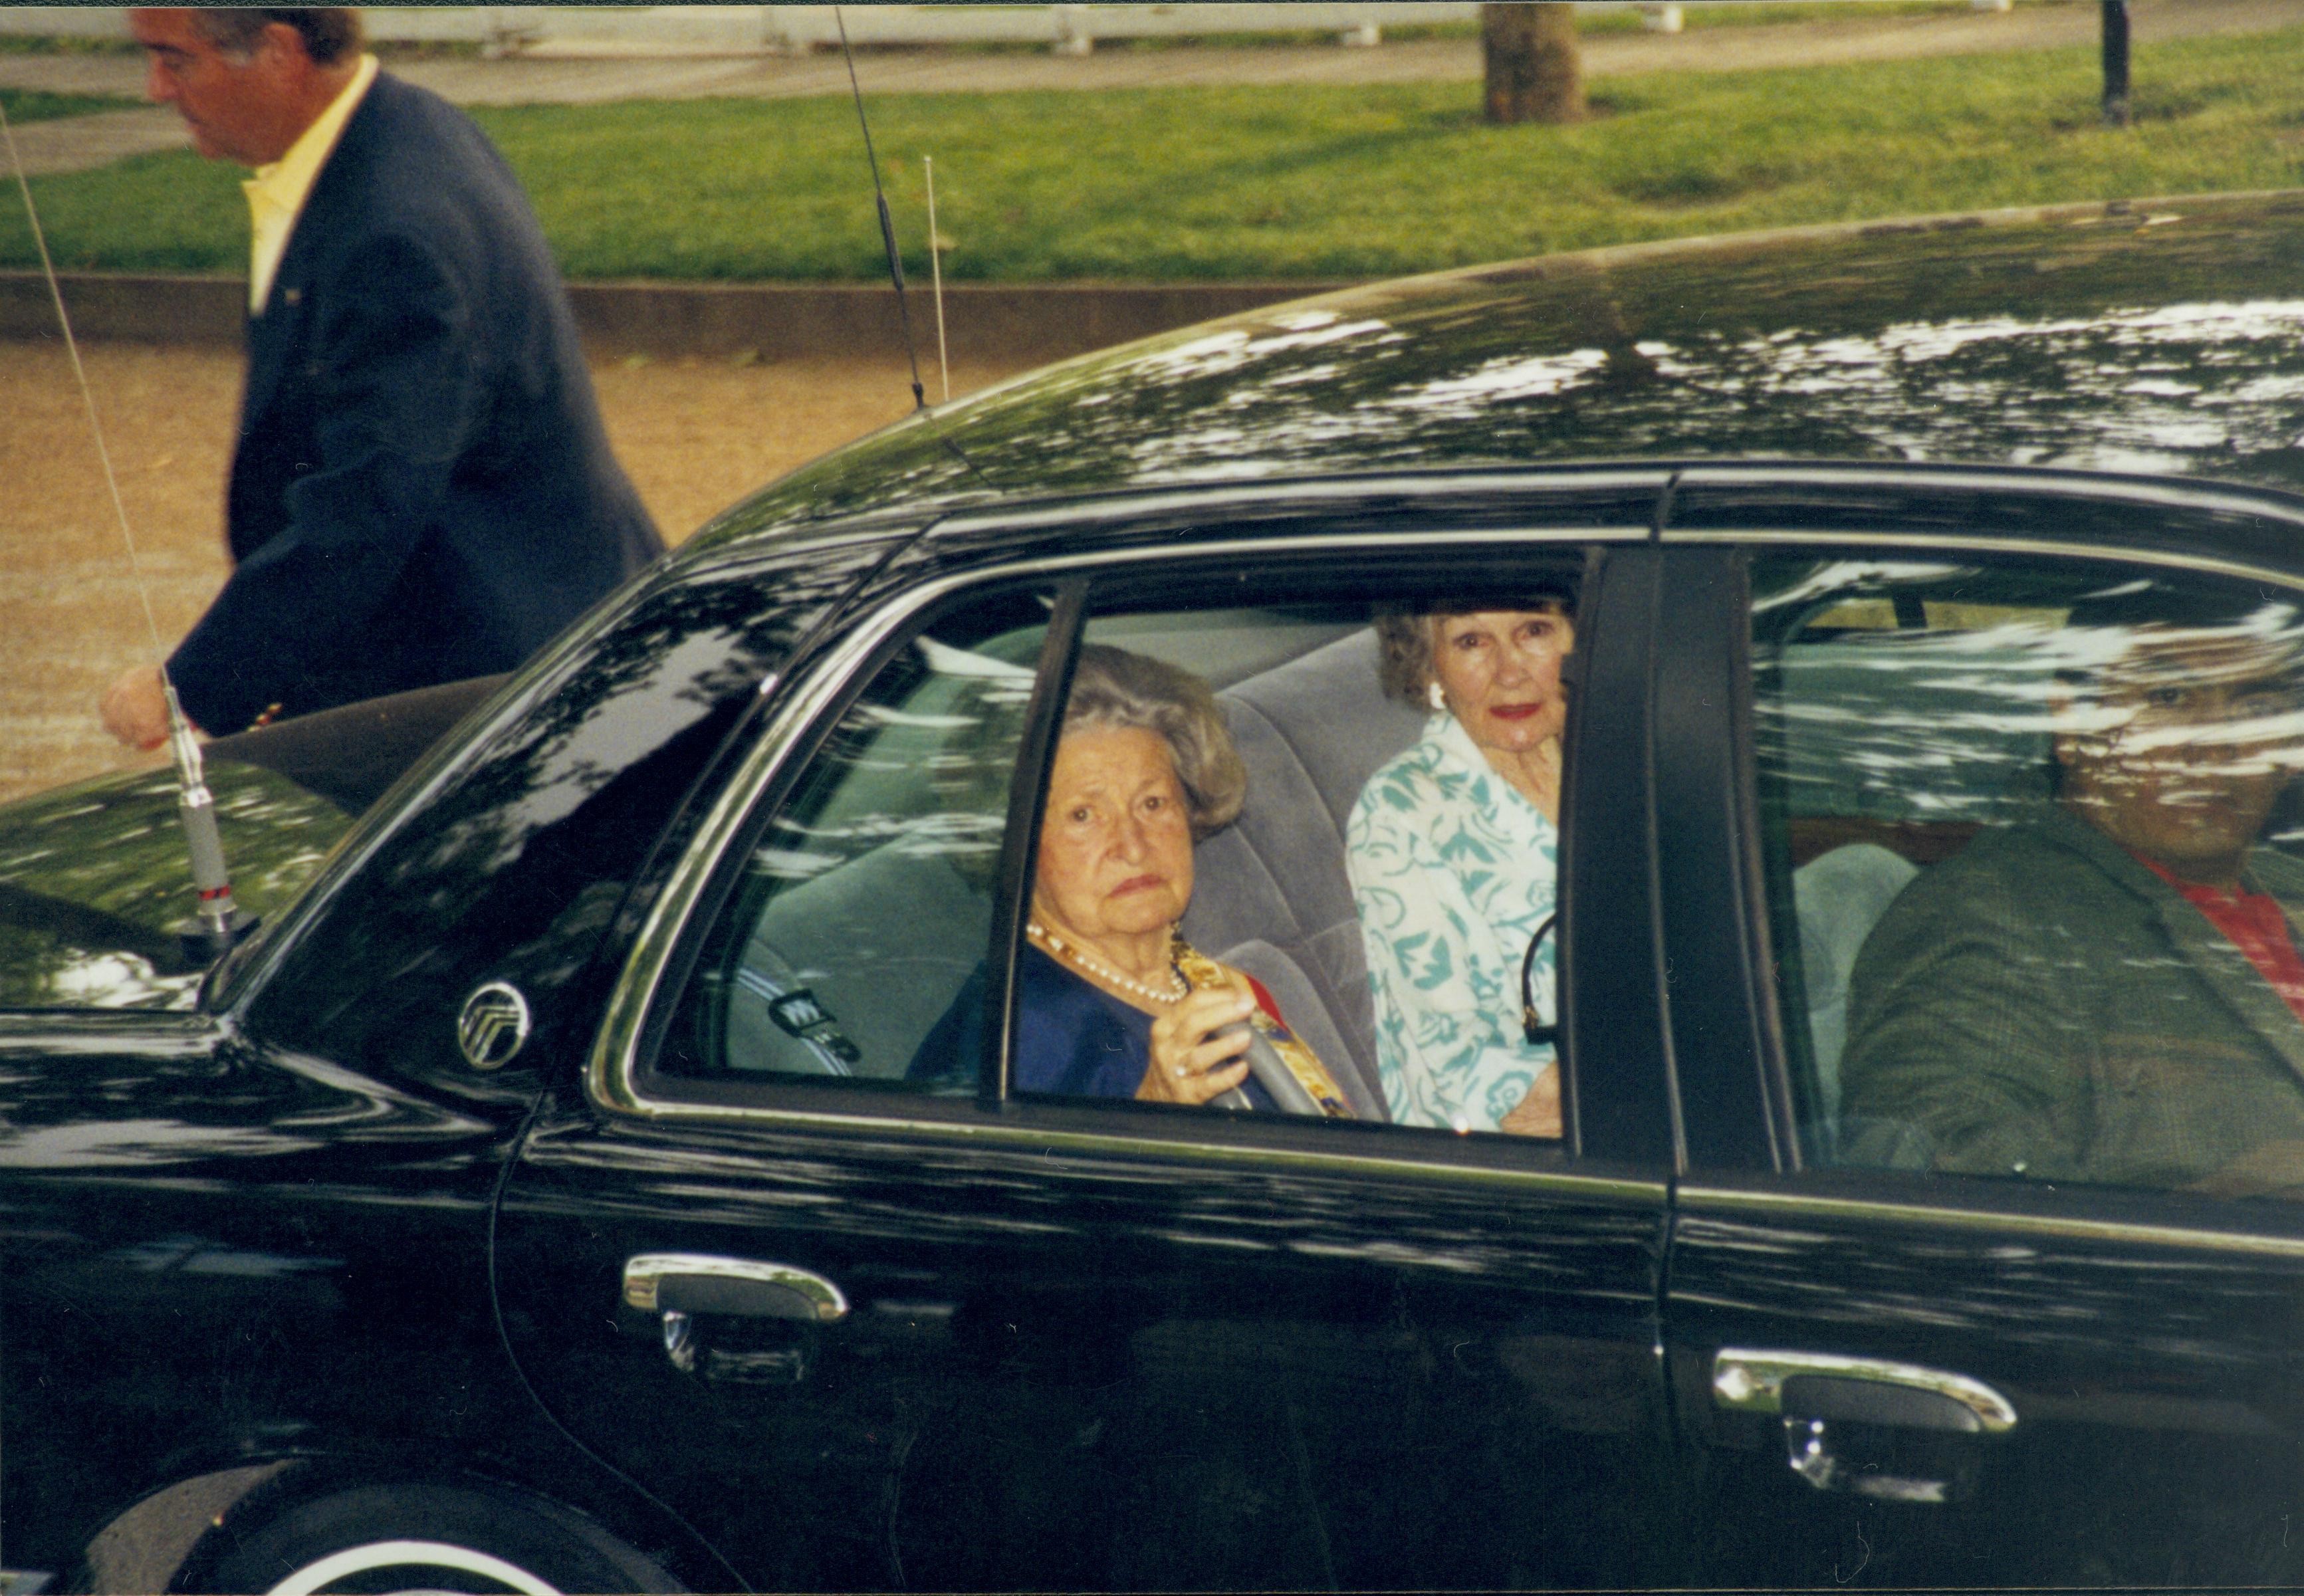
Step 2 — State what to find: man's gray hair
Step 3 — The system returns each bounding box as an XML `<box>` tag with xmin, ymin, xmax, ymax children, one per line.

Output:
<box><xmin>1063</xmin><ymin>645</ymin><xmax>1245</xmax><ymax>839</ymax></box>
<box><xmin>190</xmin><ymin>8</ymin><xmax>365</xmax><ymax>66</ymax></box>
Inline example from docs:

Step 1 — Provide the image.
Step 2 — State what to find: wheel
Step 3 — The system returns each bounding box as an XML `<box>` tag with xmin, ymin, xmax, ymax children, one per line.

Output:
<box><xmin>189</xmin><ymin>1482</ymin><xmax>685</xmax><ymax>1595</ymax></box>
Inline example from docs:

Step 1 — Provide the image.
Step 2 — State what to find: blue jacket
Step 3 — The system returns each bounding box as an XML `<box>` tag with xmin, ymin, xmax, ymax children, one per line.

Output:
<box><xmin>912</xmin><ymin>946</ymin><xmax>1280</xmax><ymax>1109</ymax></box>
<box><xmin>169</xmin><ymin>72</ymin><xmax>661</xmax><ymax>733</ymax></box>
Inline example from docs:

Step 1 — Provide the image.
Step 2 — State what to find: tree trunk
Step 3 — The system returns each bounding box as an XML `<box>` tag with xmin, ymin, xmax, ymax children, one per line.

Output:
<box><xmin>1482</xmin><ymin>3</ymin><xmax>1584</xmax><ymax>126</ymax></box>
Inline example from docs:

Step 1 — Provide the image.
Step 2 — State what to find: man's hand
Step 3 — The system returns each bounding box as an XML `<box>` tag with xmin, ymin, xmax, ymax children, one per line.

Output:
<box><xmin>2193</xmin><ymin>1139</ymin><xmax>2304</xmax><ymax>1200</ymax></box>
<box><xmin>101</xmin><ymin>664</ymin><xmax>181</xmax><ymax>750</ymax></box>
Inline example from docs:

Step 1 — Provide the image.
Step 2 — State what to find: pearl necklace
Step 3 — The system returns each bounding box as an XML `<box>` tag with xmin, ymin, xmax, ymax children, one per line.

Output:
<box><xmin>1026</xmin><ymin>920</ymin><xmax>1188</xmax><ymax>1004</ymax></box>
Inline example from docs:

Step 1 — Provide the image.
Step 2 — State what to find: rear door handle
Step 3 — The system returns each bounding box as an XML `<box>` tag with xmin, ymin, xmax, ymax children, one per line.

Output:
<box><xmin>623</xmin><ymin>1254</ymin><xmax>850</xmax><ymax>1384</ymax></box>
<box><xmin>1713</xmin><ymin>1347</ymin><xmax>2017</xmax><ymax>1502</ymax></box>
<box><xmin>624</xmin><ymin>1253</ymin><xmax>850</xmax><ymax>1322</ymax></box>
<box><xmin>1713</xmin><ymin>1348</ymin><xmax>2017</xmax><ymax>1430</ymax></box>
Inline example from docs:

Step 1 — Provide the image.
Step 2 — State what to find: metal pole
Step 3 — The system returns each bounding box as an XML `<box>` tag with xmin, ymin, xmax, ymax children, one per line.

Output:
<box><xmin>2101</xmin><ymin>0</ymin><xmax>2131</xmax><ymax>128</ymax></box>
<box><xmin>926</xmin><ymin>156</ymin><xmax>950</xmax><ymax>405</ymax></box>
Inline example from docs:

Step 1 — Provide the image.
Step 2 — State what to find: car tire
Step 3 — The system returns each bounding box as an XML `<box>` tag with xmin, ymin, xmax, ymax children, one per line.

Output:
<box><xmin>188</xmin><ymin>1482</ymin><xmax>686</xmax><ymax>1595</ymax></box>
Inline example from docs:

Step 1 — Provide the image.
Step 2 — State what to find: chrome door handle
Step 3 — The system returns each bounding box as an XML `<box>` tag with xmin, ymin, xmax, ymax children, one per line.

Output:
<box><xmin>623</xmin><ymin>1253</ymin><xmax>850</xmax><ymax>1323</ymax></box>
<box><xmin>1713</xmin><ymin>1347</ymin><xmax>2016</xmax><ymax>1503</ymax></box>
<box><xmin>1712</xmin><ymin>1348</ymin><xmax>2016</xmax><ymax>1430</ymax></box>
<box><xmin>624</xmin><ymin>1254</ymin><xmax>849</xmax><ymax>1385</ymax></box>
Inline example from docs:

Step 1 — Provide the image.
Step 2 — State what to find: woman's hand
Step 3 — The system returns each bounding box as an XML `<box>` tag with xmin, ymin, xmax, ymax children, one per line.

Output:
<box><xmin>1500</xmin><ymin>1064</ymin><xmax>1561</xmax><ymax>1138</ymax></box>
<box><xmin>1141</xmin><ymin>982</ymin><xmax>1257</xmax><ymax>1106</ymax></box>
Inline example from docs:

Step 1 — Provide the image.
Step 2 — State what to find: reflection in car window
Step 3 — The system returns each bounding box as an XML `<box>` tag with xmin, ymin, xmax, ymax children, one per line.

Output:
<box><xmin>1752</xmin><ymin>554</ymin><xmax>2304</xmax><ymax>1199</ymax></box>
<box><xmin>661</xmin><ymin>592</ymin><xmax>1049</xmax><ymax>1089</ymax></box>
<box><xmin>245</xmin><ymin>530</ymin><xmax>901</xmax><ymax>1089</ymax></box>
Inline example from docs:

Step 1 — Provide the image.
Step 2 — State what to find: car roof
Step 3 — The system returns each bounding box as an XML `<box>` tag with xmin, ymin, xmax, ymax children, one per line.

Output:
<box><xmin>682</xmin><ymin>189</ymin><xmax>2304</xmax><ymax>557</ymax></box>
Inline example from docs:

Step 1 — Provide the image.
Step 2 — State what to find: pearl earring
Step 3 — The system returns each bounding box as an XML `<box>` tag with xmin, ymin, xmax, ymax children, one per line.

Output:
<box><xmin>1428</xmin><ymin>681</ymin><xmax>1446</xmax><ymax>712</ymax></box>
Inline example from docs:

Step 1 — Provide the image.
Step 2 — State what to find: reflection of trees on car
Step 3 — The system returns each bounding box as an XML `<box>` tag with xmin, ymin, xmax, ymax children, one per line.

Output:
<box><xmin>239</xmin><ymin>532</ymin><xmax>899</xmax><ymax>1101</ymax></box>
<box><xmin>0</xmin><ymin>765</ymin><xmax>350</xmax><ymax>1010</ymax></box>
<box><xmin>726</xmin><ymin>194</ymin><xmax>2304</xmax><ymax>534</ymax></box>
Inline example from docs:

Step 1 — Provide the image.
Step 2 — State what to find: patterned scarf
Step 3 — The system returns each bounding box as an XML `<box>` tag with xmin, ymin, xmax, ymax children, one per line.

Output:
<box><xmin>1170</xmin><ymin>933</ymin><xmax>1355</xmax><ymax>1118</ymax></box>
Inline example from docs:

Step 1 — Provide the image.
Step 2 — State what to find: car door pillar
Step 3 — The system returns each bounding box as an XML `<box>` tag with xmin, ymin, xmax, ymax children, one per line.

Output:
<box><xmin>1561</xmin><ymin>543</ymin><xmax>1676</xmax><ymax>1167</ymax></box>
<box><xmin>1651</xmin><ymin>545</ymin><xmax>1791</xmax><ymax>1172</ymax></box>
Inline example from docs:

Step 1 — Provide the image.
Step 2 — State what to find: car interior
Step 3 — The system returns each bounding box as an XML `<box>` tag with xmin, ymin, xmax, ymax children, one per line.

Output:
<box><xmin>695</xmin><ymin>602</ymin><xmax>1422</xmax><ymax>1114</ymax></box>
<box><xmin>690</xmin><ymin>589</ymin><xmax>1485</xmax><ymax>1123</ymax></box>
<box><xmin>713</xmin><ymin>554</ymin><xmax>2304</xmax><ymax>1161</ymax></box>
<box><xmin>1756</xmin><ymin>561</ymin><xmax>2304</xmax><ymax>1162</ymax></box>
<box><xmin>1760</xmin><ymin>582</ymin><xmax>2073</xmax><ymax>1151</ymax></box>
<box><xmin>1178</xmin><ymin>624</ymin><xmax>1425</xmax><ymax>1120</ymax></box>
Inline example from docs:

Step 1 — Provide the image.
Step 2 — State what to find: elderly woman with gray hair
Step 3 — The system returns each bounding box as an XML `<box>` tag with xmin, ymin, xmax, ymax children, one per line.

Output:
<box><xmin>1347</xmin><ymin>590</ymin><xmax>1575</xmax><ymax>1137</ymax></box>
<box><xmin>915</xmin><ymin>645</ymin><xmax>1352</xmax><ymax>1113</ymax></box>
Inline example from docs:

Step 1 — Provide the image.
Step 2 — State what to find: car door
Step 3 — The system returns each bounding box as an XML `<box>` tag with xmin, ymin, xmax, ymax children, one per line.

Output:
<box><xmin>492</xmin><ymin>483</ymin><xmax>1695</xmax><ymax>1591</ymax></box>
<box><xmin>1654</xmin><ymin>469</ymin><xmax>2304</xmax><ymax>1587</ymax></box>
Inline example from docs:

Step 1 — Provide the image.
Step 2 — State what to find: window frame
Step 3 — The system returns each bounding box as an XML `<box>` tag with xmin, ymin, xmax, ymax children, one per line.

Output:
<box><xmin>1677</xmin><ymin>506</ymin><xmax>2304</xmax><ymax>1246</ymax></box>
<box><xmin>1014</xmin><ymin>549</ymin><xmax>1598</xmax><ymax>1135</ymax></box>
<box><xmin>618</xmin><ymin>570</ymin><xmax>1069</xmax><ymax>1117</ymax></box>
<box><xmin>589</xmin><ymin>519</ymin><xmax>1670</xmax><ymax>1189</ymax></box>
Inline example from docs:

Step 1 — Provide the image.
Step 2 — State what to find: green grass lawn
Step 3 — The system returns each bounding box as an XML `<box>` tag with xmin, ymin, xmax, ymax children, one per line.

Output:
<box><xmin>0</xmin><ymin>87</ymin><xmax>136</xmax><ymax>124</ymax></box>
<box><xmin>5</xmin><ymin>21</ymin><xmax>2301</xmax><ymax>281</ymax></box>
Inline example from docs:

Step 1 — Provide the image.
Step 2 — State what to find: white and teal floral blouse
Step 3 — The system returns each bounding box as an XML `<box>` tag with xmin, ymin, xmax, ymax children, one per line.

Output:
<box><xmin>1346</xmin><ymin>711</ymin><xmax>1558</xmax><ymax>1132</ymax></box>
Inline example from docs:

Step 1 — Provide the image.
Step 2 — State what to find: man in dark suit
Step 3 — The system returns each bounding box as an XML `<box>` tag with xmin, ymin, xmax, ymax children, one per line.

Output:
<box><xmin>104</xmin><ymin>7</ymin><xmax>661</xmax><ymax>746</ymax></box>
<box><xmin>1840</xmin><ymin>600</ymin><xmax>2304</xmax><ymax>1193</ymax></box>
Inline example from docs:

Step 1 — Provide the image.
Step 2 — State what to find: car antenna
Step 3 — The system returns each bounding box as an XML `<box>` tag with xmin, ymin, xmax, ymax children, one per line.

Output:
<box><xmin>835</xmin><ymin>5</ymin><xmax>928</xmax><ymax>411</ymax></box>
<box><xmin>1</xmin><ymin>101</ymin><xmax>258</xmax><ymax>965</ymax></box>
<box><xmin>925</xmin><ymin>155</ymin><xmax>951</xmax><ymax>404</ymax></box>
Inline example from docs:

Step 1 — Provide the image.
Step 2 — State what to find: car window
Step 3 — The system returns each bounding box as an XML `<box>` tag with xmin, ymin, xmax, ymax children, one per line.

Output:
<box><xmin>1750</xmin><ymin>552</ymin><xmax>2304</xmax><ymax>1199</ymax></box>
<box><xmin>656</xmin><ymin>591</ymin><xmax>1050</xmax><ymax>1090</ymax></box>
<box><xmin>658</xmin><ymin>566</ymin><xmax>1589</xmax><ymax>1147</ymax></box>
<box><xmin>235</xmin><ymin>526</ymin><xmax>902</xmax><ymax>1101</ymax></box>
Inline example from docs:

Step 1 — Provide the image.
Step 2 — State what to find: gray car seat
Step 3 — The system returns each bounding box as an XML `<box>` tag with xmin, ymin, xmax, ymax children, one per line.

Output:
<box><xmin>731</xmin><ymin>844</ymin><xmax>992</xmax><ymax>1078</ymax></box>
<box><xmin>1184</xmin><ymin>629</ymin><xmax>1427</xmax><ymax>1120</ymax></box>
<box><xmin>1789</xmin><ymin>842</ymin><xmax>1919</xmax><ymax>1118</ymax></box>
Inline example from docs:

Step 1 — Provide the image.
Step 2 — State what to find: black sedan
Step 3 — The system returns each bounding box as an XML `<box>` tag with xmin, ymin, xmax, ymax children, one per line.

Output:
<box><xmin>15</xmin><ymin>189</ymin><xmax>2304</xmax><ymax>1591</ymax></box>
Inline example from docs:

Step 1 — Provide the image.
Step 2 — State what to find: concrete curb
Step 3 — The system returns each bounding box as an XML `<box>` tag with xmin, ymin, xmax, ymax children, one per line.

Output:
<box><xmin>0</xmin><ymin>271</ymin><xmax>1353</xmax><ymax>361</ymax></box>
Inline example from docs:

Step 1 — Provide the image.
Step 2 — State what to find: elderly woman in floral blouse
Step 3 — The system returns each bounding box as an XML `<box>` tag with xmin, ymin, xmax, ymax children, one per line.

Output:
<box><xmin>1346</xmin><ymin>589</ymin><xmax>1575</xmax><ymax>1136</ymax></box>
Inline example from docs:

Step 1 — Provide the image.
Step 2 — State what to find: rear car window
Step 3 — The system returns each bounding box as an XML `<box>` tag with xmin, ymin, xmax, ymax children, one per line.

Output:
<box><xmin>1752</xmin><ymin>553</ymin><xmax>2304</xmax><ymax>1200</ymax></box>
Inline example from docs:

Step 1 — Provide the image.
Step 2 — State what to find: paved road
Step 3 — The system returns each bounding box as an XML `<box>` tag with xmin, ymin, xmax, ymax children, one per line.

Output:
<box><xmin>3</xmin><ymin>0</ymin><xmax>2296</xmax><ymax>175</ymax></box>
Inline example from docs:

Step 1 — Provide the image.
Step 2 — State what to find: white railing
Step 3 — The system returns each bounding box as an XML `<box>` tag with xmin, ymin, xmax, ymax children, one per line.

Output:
<box><xmin>0</xmin><ymin>5</ymin><xmax>1730</xmax><ymax>56</ymax></box>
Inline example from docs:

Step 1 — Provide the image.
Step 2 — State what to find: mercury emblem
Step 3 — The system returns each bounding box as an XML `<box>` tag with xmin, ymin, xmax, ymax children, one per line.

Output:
<box><xmin>457</xmin><ymin>981</ymin><xmax>532</xmax><ymax>1070</ymax></box>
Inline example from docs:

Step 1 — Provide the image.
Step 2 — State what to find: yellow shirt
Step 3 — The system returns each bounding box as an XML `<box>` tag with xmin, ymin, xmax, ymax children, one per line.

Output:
<box><xmin>243</xmin><ymin>53</ymin><xmax>379</xmax><ymax>314</ymax></box>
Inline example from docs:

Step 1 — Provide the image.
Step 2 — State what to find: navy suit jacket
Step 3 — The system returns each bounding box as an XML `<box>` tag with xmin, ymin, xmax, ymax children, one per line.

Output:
<box><xmin>168</xmin><ymin>72</ymin><xmax>663</xmax><ymax>735</ymax></box>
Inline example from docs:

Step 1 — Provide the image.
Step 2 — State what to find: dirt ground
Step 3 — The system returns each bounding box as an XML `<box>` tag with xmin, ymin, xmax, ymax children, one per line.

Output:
<box><xmin>0</xmin><ymin>338</ymin><xmax>1038</xmax><ymax>803</ymax></box>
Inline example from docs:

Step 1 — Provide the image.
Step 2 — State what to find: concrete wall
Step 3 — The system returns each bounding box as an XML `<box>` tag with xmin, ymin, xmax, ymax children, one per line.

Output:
<box><xmin>0</xmin><ymin>272</ymin><xmax>1353</xmax><ymax>362</ymax></box>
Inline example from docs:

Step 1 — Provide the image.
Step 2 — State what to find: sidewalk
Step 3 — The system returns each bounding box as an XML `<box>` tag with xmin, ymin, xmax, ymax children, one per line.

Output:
<box><xmin>3</xmin><ymin>0</ymin><xmax>2295</xmax><ymax>176</ymax></box>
